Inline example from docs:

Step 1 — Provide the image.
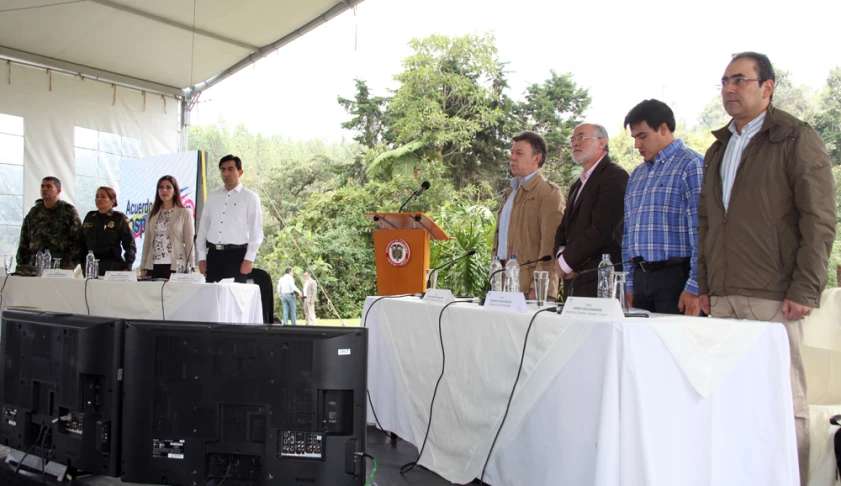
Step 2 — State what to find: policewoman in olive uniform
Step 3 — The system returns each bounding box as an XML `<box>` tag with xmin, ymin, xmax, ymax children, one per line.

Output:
<box><xmin>80</xmin><ymin>186</ymin><xmax>137</xmax><ymax>276</ymax></box>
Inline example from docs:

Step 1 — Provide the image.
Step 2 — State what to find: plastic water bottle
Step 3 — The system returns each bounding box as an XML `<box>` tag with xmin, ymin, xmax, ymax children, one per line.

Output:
<box><xmin>505</xmin><ymin>255</ymin><xmax>520</xmax><ymax>293</ymax></box>
<box><xmin>43</xmin><ymin>249</ymin><xmax>51</xmax><ymax>274</ymax></box>
<box><xmin>489</xmin><ymin>256</ymin><xmax>503</xmax><ymax>292</ymax></box>
<box><xmin>176</xmin><ymin>254</ymin><xmax>186</xmax><ymax>274</ymax></box>
<box><xmin>85</xmin><ymin>250</ymin><xmax>96</xmax><ymax>279</ymax></box>
<box><xmin>597</xmin><ymin>254</ymin><xmax>614</xmax><ymax>298</ymax></box>
<box><xmin>34</xmin><ymin>249</ymin><xmax>43</xmax><ymax>275</ymax></box>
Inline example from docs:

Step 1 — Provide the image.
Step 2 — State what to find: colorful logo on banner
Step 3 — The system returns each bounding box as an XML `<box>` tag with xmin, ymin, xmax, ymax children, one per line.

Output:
<box><xmin>385</xmin><ymin>238</ymin><xmax>411</xmax><ymax>267</ymax></box>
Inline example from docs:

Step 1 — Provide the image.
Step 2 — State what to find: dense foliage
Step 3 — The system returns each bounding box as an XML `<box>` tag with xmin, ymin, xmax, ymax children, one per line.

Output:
<box><xmin>190</xmin><ymin>34</ymin><xmax>841</xmax><ymax>317</ymax></box>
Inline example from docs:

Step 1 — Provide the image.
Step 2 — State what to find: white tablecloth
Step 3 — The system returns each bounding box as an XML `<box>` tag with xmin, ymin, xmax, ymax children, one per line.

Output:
<box><xmin>0</xmin><ymin>276</ymin><xmax>263</xmax><ymax>324</ymax></box>
<box><xmin>364</xmin><ymin>296</ymin><xmax>799</xmax><ymax>486</ymax></box>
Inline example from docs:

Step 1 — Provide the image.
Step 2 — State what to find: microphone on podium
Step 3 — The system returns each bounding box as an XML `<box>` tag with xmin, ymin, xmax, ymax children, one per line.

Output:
<box><xmin>398</xmin><ymin>181</ymin><xmax>431</xmax><ymax>212</ymax></box>
<box><xmin>426</xmin><ymin>250</ymin><xmax>476</xmax><ymax>288</ymax></box>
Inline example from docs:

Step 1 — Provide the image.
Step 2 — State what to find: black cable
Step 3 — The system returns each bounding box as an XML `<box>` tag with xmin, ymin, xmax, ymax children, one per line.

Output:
<box><xmin>161</xmin><ymin>280</ymin><xmax>168</xmax><ymax>321</ymax></box>
<box><xmin>217</xmin><ymin>455</ymin><xmax>233</xmax><ymax>486</ymax></box>
<box><xmin>0</xmin><ymin>274</ymin><xmax>8</xmax><ymax>309</ymax></box>
<box><xmin>366</xmin><ymin>389</ymin><xmax>390</xmax><ymax>439</ymax></box>
<box><xmin>84</xmin><ymin>277</ymin><xmax>91</xmax><ymax>315</ymax></box>
<box><xmin>38</xmin><ymin>427</ymin><xmax>50</xmax><ymax>484</ymax></box>
<box><xmin>479</xmin><ymin>308</ymin><xmax>554</xmax><ymax>485</ymax></box>
<box><xmin>362</xmin><ymin>294</ymin><xmax>419</xmax><ymax>439</ymax></box>
<box><xmin>400</xmin><ymin>300</ymin><xmax>473</xmax><ymax>475</ymax></box>
<box><xmin>14</xmin><ymin>423</ymin><xmax>46</xmax><ymax>475</ymax></box>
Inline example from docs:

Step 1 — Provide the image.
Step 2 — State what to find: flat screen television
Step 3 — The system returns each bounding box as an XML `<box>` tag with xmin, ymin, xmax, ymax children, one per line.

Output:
<box><xmin>120</xmin><ymin>322</ymin><xmax>368</xmax><ymax>486</ymax></box>
<box><xmin>0</xmin><ymin>309</ymin><xmax>124</xmax><ymax>478</ymax></box>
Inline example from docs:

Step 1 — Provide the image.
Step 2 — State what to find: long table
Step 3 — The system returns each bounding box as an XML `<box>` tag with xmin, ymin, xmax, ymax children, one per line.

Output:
<box><xmin>364</xmin><ymin>296</ymin><xmax>799</xmax><ymax>486</ymax></box>
<box><xmin>0</xmin><ymin>276</ymin><xmax>263</xmax><ymax>324</ymax></box>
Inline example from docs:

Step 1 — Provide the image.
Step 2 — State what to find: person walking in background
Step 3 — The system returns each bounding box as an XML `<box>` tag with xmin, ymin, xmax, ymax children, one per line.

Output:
<box><xmin>140</xmin><ymin>175</ymin><xmax>195</xmax><ymax>279</ymax></box>
<box><xmin>80</xmin><ymin>186</ymin><xmax>136</xmax><ymax>276</ymax></box>
<box><xmin>277</xmin><ymin>267</ymin><xmax>302</xmax><ymax>326</ymax></box>
<box><xmin>303</xmin><ymin>271</ymin><xmax>317</xmax><ymax>325</ymax></box>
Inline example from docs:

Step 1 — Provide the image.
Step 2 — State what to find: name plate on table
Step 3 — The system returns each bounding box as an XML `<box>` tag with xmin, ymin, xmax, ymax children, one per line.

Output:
<box><xmin>41</xmin><ymin>269</ymin><xmax>75</xmax><ymax>279</ymax></box>
<box><xmin>423</xmin><ymin>288</ymin><xmax>455</xmax><ymax>305</ymax></box>
<box><xmin>168</xmin><ymin>273</ymin><xmax>206</xmax><ymax>284</ymax></box>
<box><xmin>104</xmin><ymin>271</ymin><xmax>138</xmax><ymax>282</ymax></box>
<box><xmin>561</xmin><ymin>297</ymin><xmax>624</xmax><ymax>320</ymax></box>
<box><xmin>484</xmin><ymin>291</ymin><xmax>528</xmax><ymax>312</ymax></box>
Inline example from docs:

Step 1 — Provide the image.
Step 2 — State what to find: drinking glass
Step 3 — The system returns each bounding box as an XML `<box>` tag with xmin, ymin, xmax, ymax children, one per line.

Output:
<box><xmin>533</xmin><ymin>271</ymin><xmax>550</xmax><ymax>306</ymax></box>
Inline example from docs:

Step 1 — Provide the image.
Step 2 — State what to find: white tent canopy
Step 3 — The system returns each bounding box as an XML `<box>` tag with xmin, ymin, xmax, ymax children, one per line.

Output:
<box><xmin>0</xmin><ymin>0</ymin><xmax>361</xmax><ymax>261</ymax></box>
<box><xmin>0</xmin><ymin>0</ymin><xmax>363</xmax><ymax>97</ymax></box>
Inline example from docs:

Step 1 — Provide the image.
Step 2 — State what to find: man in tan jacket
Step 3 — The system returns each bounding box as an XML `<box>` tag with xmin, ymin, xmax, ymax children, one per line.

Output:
<box><xmin>302</xmin><ymin>271</ymin><xmax>317</xmax><ymax>325</ymax></box>
<box><xmin>493</xmin><ymin>131</ymin><xmax>565</xmax><ymax>299</ymax></box>
<box><xmin>698</xmin><ymin>52</ymin><xmax>836</xmax><ymax>486</ymax></box>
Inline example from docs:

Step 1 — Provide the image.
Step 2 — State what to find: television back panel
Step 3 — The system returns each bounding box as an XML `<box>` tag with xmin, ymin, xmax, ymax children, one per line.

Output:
<box><xmin>121</xmin><ymin>322</ymin><xmax>368</xmax><ymax>486</ymax></box>
<box><xmin>0</xmin><ymin>309</ymin><xmax>124</xmax><ymax>477</ymax></box>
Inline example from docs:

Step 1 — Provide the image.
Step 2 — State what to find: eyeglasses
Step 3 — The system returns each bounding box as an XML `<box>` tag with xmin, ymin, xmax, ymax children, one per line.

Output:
<box><xmin>718</xmin><ymin>76</ymin><xmax>761</xmax><ymax>88</ymax></box>
<box><xmin>569</xmin><ymin>135</ymin><xmax>602</xmax><ymax>144</ymax></box>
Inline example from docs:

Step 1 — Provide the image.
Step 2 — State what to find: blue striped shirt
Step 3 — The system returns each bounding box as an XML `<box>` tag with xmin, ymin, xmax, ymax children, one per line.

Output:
<box><xmin>720</xmin><ymin>112</ymin><xmax>766</xmax><ymax>212</ymax></box>
<box><xmin>622</xmin><ymin>139</ymin><xmax>704</xmax><ymax>294</ymax></box>
<box><xmin>497</xmin><ymin>171</ymin><xmax>538</xmax><ymax>259</ymax></box>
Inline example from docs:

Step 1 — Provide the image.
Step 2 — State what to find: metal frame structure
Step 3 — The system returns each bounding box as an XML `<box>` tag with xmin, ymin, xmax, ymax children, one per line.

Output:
<box><xmin>0</xmin><ymin>0</ymin><xmax>365</xmax><ymax>150</ymax></box>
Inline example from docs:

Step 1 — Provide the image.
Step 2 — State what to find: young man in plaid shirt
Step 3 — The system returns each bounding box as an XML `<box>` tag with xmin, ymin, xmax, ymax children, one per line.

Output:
<box><xmin>621</xmin><ymin>99</ymin><xmax>704</xmax><ymax>315</ymax></box>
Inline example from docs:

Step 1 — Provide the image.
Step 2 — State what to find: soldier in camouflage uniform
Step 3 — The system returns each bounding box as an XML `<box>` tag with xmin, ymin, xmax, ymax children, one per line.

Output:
<box><xmin>80</xmin><ymin>186</ymin><xmax>136</xmax><ymax>276</ymax></box>
<box><xmin>16</xmin><ymin>177</ymin><xmax>82</xmax><ymax>271</ymax></box>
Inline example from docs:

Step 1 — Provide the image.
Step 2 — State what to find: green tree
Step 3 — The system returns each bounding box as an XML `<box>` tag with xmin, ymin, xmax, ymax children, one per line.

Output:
<box><xmin>337</xmin><ymin>78</ymin><xmax>391</xmax><ymax>147</ymax></box>
<box><xmin>815</xmin><ymin>67</ymin><xmax>841</xmax><ymax>166</ymax></box>
<box><xmin>378</xmin><ymin>33</ymin><xmax>510</xmax><ymax>185</ymax></box>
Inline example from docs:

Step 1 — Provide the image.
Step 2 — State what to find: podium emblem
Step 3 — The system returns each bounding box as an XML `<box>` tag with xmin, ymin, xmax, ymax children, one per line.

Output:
<box><xmin>385</xmin><ymin>238</ymin><xmax>411</xmax><ymax>267</ymax></box>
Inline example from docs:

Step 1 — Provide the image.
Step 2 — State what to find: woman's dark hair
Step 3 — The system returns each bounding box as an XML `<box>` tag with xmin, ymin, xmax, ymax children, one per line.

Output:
<box><xmin>97</xmin><ymin>186</ymin><xmax>118</xmax><ymax>208</ymax></box>
<box><xmin>150</xmin><ymin>175</ymin><xmax>184</xmax><ymax>216</ymax></box>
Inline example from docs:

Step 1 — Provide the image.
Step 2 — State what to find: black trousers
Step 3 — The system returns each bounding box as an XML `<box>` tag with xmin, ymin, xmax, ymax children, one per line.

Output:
<box><xmin>631</xmin><ymin>262</ymin><xmax>690</xmax><ymax>314</ymax></box>
<box><xmin>206</xmin><ymin>246</ymin><xmax>248</xmax><ymax>283</ymax></box>
<box><xmin>150</xmin><ymin>264</ymin><xmax>172</xmax><ymax>280</ymax></box>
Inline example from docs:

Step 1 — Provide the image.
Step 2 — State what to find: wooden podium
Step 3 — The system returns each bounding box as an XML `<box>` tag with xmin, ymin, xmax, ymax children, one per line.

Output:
<box><xmin>364</xmin><ymin>212</ymin><xmax>451</xmax><ymax>295</ymax></box>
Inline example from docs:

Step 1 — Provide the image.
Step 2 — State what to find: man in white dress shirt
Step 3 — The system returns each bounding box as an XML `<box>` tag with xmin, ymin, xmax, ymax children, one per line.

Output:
<box><xmin>196</xmin><ymin>155</ymin><xmax>264</xmax><ymax>283</ymax></box>
<box><xmin>277</xmin><ymin>267</ymin><xmax>302</xmax><ymax>326</ymax></box>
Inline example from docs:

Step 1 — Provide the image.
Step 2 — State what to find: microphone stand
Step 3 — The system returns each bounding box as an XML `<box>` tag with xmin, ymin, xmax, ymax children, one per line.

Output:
<box><xmin>481</xmin><ymin>255</ymin><xmax>552</xmax><ymax>304</ymax></box>
<box><xmin>426</xmin><ymin>251</ymin><xmax>476</xmax><ymax>288</ymax></box>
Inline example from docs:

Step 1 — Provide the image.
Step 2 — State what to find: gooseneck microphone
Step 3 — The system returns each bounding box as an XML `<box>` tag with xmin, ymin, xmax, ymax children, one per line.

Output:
<box><xmin>426</xmin><ymin>250</ymin><xmax>476</xmax><ymax>288</ymax></box>
<box><xmin>567</xmin><ymin>260</ymin><xmax>630</xmax><ymax>298</ymax></box>
<box><xmin>398</xmin><ymin>181</ymin><xmax>431</xmax><ymax>212</ymax></box>
<box><xmin>486</xmin><ymin>255</ymin><xmax>552</xmax><ymax>292</ymax></box>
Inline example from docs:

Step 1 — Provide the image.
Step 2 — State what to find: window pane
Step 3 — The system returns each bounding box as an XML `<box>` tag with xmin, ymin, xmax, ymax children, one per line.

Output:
<box><xmin>0</xmin><ymin>134</ymin><xmax>23</xmax><ymax>166</ymax></box>
<box><xmin>74</xmin><ymin>126</ymin><xmax>98</xmax><ymax>150</ymax></box>
<box><xmin>0</xmin><ymin>225</ymin><xmax>21</xmax><ymax>268</ymax></box>
<box><xmin>99</xmin><ymin>131</ymin><xmax>121</xmax><ymax>155</ymax></box>
<box><xmin>74</xmin><ymin>147</ymin><xmax>99</xmax><ymax>177</ymax></box>
<box><xmin>0</xmin><ymin>114</ymin><xmax>23</xmax><ymax>136</ymax></box>
<box><xmin>75</xmin><ymin>175</ymin><xmax>101</xmax><ymax>217</ymax></box>
<box><xmin>122</xmin><ymin>136</ymin><xmax>142</xmax><ymax>158</ymax></box>
<box><xmin>0</xmin><ymin>195</ymin><xmax>23</xmax><ymax>225</ymax></box>
<box><xmin>0</xmin><ymin>164</ymin><xmax>23</xmax><ymax>195</ymax></box>
<box><xmin>98</xmin><ymin>152</ymin><xmax>122</xmax><ymax>188</ymax></box>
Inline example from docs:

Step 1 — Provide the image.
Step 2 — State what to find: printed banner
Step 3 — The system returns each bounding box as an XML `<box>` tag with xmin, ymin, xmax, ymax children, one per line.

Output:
<box><xmin>120</xmin><ymin>151</ymin><xmax>200</xmax><ymax>269</ymax></box>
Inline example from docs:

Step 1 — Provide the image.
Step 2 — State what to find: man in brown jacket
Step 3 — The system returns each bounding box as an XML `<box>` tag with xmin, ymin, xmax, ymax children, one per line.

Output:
<box><xmin>493</xmin><ymin>131</ymin><xmax>565</xmax><ymax>299</ymax></box>
<box><xmin>697</xmin><ymin>52</ymin><xmax>836</xmax><ymax>485</ymax></box>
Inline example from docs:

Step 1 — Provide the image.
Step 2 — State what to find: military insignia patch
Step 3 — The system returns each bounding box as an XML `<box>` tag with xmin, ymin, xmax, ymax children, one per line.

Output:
<box><xmin>385</xmin><ymin>238</ymin><xmax>410</xmax><ymax>267</ymax></box>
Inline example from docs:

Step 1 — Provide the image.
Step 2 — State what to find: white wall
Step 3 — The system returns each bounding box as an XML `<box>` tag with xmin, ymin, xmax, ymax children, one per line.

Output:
<box><xmin>0</xmin><ymin>62</ymin><xmax>179</xmax><ymax>208</ymax></box>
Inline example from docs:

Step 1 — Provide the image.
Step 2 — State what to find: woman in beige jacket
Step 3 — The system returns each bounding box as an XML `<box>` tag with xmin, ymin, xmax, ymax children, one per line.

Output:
<box><xmin>140</xmin><ymin>175</ymin><xmax>195</xmax><ymax>279</ymax></box>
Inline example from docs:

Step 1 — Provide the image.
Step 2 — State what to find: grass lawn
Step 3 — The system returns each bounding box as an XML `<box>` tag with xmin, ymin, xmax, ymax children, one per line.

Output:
<box><xmin>315</xmin><ymin>318</ymin><xmax>361</xmax><ymax>327</ymax></box>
